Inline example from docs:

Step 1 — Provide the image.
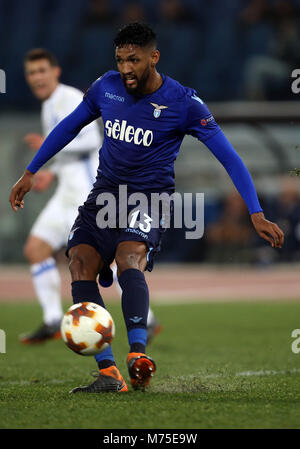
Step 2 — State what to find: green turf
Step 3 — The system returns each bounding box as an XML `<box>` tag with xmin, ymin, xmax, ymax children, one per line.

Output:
<box><xmin>1</xmin><ymin>300</ymin><xmax>300</xmax><ymax>429</ymax></box>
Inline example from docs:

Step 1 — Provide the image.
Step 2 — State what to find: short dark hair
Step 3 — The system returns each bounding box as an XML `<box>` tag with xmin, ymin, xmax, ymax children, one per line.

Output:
<box><xmin>114</xmin><ymin>22</ymin><xmax>157</xmax><ymax>48</ymax></box>
<box><xmin>24</xmin><ymin>48</ymin><xmax>59</xmax><ymax>66</ymax></box>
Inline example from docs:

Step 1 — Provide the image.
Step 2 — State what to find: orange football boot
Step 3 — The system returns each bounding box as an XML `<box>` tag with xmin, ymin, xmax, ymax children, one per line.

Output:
<box><xmin>127</xmin><ymin>352</ymin><xmax>156</xmax><ymax>390</ymax></box>
<box><xmin>19</xmin><ymin>322</ymin><xmax>61</xmax><ymax>344</ymax></box>
<box><xmin>70</xmin><ymin>366</ymin><xmax>128</xmax><ymax>393</ymax></box>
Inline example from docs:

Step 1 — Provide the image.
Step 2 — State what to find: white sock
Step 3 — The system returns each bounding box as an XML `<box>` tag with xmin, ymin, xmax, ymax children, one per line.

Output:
<box><xmin>30</xmin><ymin>257</ymin><xmax>63</xmax><ymax>325</ymax></box>
<box><xmin>111</xmin><ymin>263</ymin><xmax>155</xmax><ymax>326</ymax></box>
<box><xmin>111</xmin><ymin>263</ymin><xmax>122</xmax><ymax>296</ymax></box>
<box><xmin>147</xmin><ymin>307</ymin><xmax>155</xmax><ymax>326</ymax></box>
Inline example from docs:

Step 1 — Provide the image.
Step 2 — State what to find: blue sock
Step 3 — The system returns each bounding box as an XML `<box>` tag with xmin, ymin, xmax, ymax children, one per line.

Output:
<box><xmin>118</xmin><ymin>269</ymin><xmax>148</xmax><ymax>354</ymax></box>
<box><xmin>71</xmin><ymin>280</ymin><xmax>115</xmax><ymax>369</ymax></box>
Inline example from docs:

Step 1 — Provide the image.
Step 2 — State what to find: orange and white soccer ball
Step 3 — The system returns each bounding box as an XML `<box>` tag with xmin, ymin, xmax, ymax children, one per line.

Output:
<box><xmin>61</xmin><ymin>302</ymin><xmax>115</xmax><ymax>356</ymax></box>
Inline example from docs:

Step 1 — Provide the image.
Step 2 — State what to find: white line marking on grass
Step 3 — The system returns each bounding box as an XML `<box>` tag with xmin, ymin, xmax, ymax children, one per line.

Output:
<box><xmin>0</xmin><ymin>379</ymin><xmax>66</xmax><ymax>386</ymax></box>
<box><xmin>1</xmin><ymin>368</ymin><xmax>300</xmax><ymax>387</ymax></box>
<box><xmin>235</xmin><ymin>368</ymin><xmax>300</xmax><ymax>377</ymax></box>
<box><xmin>176</xmin><ymin>367</ymin><xmax>300</xmax><ymax>381</ymax></box>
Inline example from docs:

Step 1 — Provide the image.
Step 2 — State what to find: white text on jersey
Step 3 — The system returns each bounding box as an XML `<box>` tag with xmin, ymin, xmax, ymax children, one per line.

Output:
<box><xmin>105</xmin><ymin>119</ymin><xmax>153</xmax><ymax>147</ymax></box>
<box><xmin>105</xmin><ymin>91</ymin><xmax>125</xmax><ymax>102</ymax></box>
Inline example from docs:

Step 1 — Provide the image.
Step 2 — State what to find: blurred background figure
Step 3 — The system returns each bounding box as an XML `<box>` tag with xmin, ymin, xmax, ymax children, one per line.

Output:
<box><xmin>19</xmin><ymin>48</ymin><xmax>101</xmax><ymax>344</ymax></box>
<box><xmin>241</xmin><ymin>0</ymin><xmax>300</xmax><ymax>100</ymax></box>
<box><xmin>84</xmin><ymin>0</ymin><xmax>118</xmax><ymax>26</ymax></box>
<box><xmin>156</xmin><ymin>0</ymin><xmax>194</xmax><ymax>23</ymax></box>
<box><xmin>120</xmin><ymin>1</ymin><xmax>147</xmax><ymax>24</ymax></box>
<box><xmin>205</xmin><ymin>192</ymin><xmax>255</xmax><ymax>264</ymax></box>
<box><xmin>274</xmin><ymin>176</ymin><xmax>300</xmax><ymax>260</ymax></box>
<box><xmin>256</xmin><ymin>175</ymin><xmax>300</xmax><ymax>264</ymax></box>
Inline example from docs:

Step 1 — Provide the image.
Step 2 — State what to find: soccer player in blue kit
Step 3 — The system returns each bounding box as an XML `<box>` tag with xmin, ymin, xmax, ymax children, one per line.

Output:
<box><xmin>10</xmin><ymin>23</ymin><xmax>284</xmax><ymax>393</ymax></box>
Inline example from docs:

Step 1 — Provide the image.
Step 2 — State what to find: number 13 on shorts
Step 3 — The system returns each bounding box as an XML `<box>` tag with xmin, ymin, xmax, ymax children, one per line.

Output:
<box><xmin>128</xmin><ymin>209</ymin><xmax>153</xmax><ymax>233</ymax></box>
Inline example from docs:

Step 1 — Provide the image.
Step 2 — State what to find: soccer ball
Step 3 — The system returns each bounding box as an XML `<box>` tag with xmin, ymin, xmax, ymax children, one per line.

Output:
<box><xmin>61</xmin><ymin>302</ymin><xmax>115</xmax><ymax>356</ymax></box>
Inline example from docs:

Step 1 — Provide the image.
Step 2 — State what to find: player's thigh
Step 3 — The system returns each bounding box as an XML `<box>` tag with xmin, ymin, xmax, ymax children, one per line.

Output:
<box><xmin>68</xmin><ymin>243</ymin><xmax>104</xmax><ymax>281</ymax></box>
<box><xmin>24</xmin><ymin>235</ymin><xmax>54</xmax><ymax>264</ymax></box>
<box><xmin>115</xmin><ymin>241</ymin><xmax>148</xmax><ymax>275</ymax></box>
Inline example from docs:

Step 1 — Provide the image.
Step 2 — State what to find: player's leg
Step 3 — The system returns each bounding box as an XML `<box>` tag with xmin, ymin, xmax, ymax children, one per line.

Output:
<box><xmin>115</xmin><ymin>241</ymin><xmax>156</xmax><ymax>390</ymax></box>
<box><xmin>110</xmin><ymin>261</ymin><xmax>162</xmax><ymax>343</ymax></box>
<box><xmin>146</xmin><ymin>308</ymin><xmax>162</xmax><ymax>344</ymax></box>
<box><xmin>20</xmin><ymin>192</ymin><xmax>74</xmax><ymax>344</ymax></box>
<box><xmin>65</xmin><ymin>181</ymin><xmax>129</xmax><ymax>393</ymax></box>
<box><xmin>68</xmin><ymin>243</ymin><xmax>127</xmax><ymax>393</ymax></box>
<box><xmin>20</xmin><ymin>235</ymin><xmax>62</xmax><ymax>343</ymax></box>
<box><xmin>68</xmin><ymin>244</ymin><xmax>116</xmax><ymax>369</ymax></box>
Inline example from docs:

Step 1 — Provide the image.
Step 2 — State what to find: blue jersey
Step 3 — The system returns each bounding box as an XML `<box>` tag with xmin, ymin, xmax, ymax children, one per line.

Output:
<box><xmin>27</xmin><ymin>70</ymin><xmax>262</xmax><ymax>215</ymax></box>
<box><xmin>83</xmin><ymin>70</ymin><xmax>221</xmax><ymax>192</ymax></box>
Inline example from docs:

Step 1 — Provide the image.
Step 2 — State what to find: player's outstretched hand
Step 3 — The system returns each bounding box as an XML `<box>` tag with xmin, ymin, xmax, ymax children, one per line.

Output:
<box><xmin>251</xmin><ymin>212</ymin><xmax>284</xmax><ymax>248</ymax></box>
<box><xmin>9</xmin><ymin>170</ymin><xmax>34</xmax><ymax>212</ymax></box>
<box><xmin>24</xmin><ymin>133</ymin><xmax>44</xmax><ymax>151</ymax></box>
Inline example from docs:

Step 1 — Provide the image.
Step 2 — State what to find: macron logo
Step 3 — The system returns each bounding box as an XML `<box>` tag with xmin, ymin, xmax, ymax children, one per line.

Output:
<box><xmin>105</xmin><ymin>119</ymin><xmax>153</xmax><ymax>147</ymax></box>
<box><xmin>105</xmin><ymin>91</ymin><xmax>124</xmax><ymax>102</ymax></box>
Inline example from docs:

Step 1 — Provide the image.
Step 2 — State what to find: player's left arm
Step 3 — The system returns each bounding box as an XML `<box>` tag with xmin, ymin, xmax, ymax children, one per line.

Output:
<box><xmin>204</xmin><ymin>130</ymin><xmax>284</xmax><ymax>248</ymax></box>
<box><xmin>183</xmin><ymin>93</ymin><xmax>284</xmax><ymax>248</ymax></box>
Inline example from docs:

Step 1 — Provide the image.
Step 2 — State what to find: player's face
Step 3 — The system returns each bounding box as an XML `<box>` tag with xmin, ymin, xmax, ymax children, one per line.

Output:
<box><xmin>24</xmin><ymin>59</ymin><xmax>61</xmax><ymax>100</ymax></box>
<box><xmin>115</xmin><ymin>45</ymin><xmax>159</xmax><ymax>95</ymax></box>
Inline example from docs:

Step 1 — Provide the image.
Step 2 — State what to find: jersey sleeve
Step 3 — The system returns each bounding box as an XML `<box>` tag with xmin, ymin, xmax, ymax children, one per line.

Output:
<box><xmin>204</xmin><ymin>130</ymin><xmax>263</xmax><ymax>215</ymax></box>
<box><xmin>183</xmin><ymin>91</ymin><xmax>221</xmax><ymax>142</ymax></box>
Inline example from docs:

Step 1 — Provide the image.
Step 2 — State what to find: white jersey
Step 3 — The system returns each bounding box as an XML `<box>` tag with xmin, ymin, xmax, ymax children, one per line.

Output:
<box><xmin>40</xmin><ymin>82</ymin><xmax>101</xmax><ymax>204</ymax></box>
<box><xmin>42</xmin><ymin>83</ymin><xmax>101</xmax><ymax>172</ymax></box>
<box><xmin>30</xmin><ymin>83</ymin><xmax>101</xmax><ymax>250</ymax></box>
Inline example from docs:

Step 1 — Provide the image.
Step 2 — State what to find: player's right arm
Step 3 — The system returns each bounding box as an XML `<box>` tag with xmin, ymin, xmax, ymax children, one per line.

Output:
<box><xmin>9</xmin><ymin>78</ymin><xmax>102</xmax><ymax>212</ymax></box>
<box><xmin>182</xmin><ymin>91</ymin><xmax>284</xmax><ymax>249</ymax></box>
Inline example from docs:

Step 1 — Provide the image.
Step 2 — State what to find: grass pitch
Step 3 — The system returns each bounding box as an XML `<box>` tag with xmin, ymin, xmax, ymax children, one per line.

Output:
<box><xmin>1</xmin><ymin>300</ymin><xmax>300</xmax><ymax>429</ymax></box>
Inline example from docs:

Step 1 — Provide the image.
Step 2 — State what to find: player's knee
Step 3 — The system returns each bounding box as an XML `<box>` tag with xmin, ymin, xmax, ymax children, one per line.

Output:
<box><xmin>23</xmin><ymin>241</ymin><xmax>32</xmax><ymax>262</ymax></box>
<box><xmin>115</xmin><ymin>252</ymin><xmax>141</xmax><ymax>274</ymax></box>
<box><xmin>68</xmin><ymin>246</ymin><xmax>101</xmax><ymax>281</ymax></box>
<box><xmin>24</xmin><ymin>238</ymin><xmax>49</xmax><ymax>264</ymax></box>
<box><xmin>69</xmin><ymin>253</ymin><xmax>89</xmax><ymax>281</ymax></box>
<box><xmin>115</xmin><ymin>242</ymin><xmax>147</xmax><ymax>275</ymax></box>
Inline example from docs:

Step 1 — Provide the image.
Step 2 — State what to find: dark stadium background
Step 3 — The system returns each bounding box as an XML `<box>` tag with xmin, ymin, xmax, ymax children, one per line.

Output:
<box><xmin>1</xmin><ymin>0</ymin><xmax>300</xmax><ymax>268</ymax></box>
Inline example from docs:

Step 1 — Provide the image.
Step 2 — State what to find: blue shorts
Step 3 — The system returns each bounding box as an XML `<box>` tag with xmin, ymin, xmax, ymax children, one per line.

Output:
<box><xmin>66</xmin><ymin>184</ymin><xmax>173</xmax><ymax>272</ymax></box>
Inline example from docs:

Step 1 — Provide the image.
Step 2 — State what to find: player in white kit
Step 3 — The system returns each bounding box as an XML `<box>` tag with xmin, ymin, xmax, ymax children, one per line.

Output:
<box><xmin>20</xmin><ymin>48</ymin><xmax>161</xmax><ymax>343</ymax></box>
<box><xmin>20</xmin><ymin>48</ymin><xmax>101</xmax><ymax>343</ymax></box>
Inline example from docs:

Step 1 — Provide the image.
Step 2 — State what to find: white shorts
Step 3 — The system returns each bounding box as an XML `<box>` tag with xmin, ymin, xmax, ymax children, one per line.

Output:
<box><xmin>30</xmin><ymin>154</ymin><xmax>98</xmax><ymax>251</ymax></box>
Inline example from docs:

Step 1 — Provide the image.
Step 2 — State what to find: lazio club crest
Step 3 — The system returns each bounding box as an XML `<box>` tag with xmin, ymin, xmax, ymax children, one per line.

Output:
<box><xmin>150</xmin><ymin>102</ymin><xmax>168</xmax><ymax>118</ymax></box>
